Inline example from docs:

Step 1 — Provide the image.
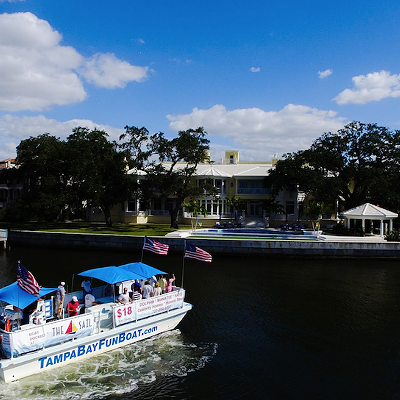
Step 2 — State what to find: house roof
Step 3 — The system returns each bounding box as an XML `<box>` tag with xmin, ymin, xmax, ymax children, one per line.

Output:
<box><xmin>128</xmin><ymin>162</ymin><xmax>273</xmax><ymax>179</ymax></box>
<box><xmin>195</xmin><ymin>166</ymin><xmax>232</xmax><ymax>178</ymax></box>
<box><xmin>342</xmin><ymin>203</ymin><xmax>398</xmax><ymax>219</ymax></box>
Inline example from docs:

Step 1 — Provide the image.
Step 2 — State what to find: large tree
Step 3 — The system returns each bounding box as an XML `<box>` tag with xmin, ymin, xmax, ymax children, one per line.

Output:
<box><xmin>66</xmin><ymin>127</ymin><xmax>134</xmax><ymax>226</ymax></box>
<box><xmin>15</xmin><ymin>134</ymin><xmax>68</xmax><ymax>221</ymax></box>
<box><xmin>268</xmin><ymin>121</ymin><xmax>400</xmax><ymax>213</ymax></box>
<box><xmin>120</xmin><ymin>126</ymin><xmax>214</xmax><ymax>228</ymax></box>
<box><xmin>13</xmin><ymin>128</ymin><xmax>133</xmax><ymax>225</ymax></box>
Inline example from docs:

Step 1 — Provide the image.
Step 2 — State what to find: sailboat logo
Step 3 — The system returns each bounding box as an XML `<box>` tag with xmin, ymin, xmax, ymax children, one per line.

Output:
<box><xmin>65</xmin><ymin>320</ymin><xmax>78</xmax><ymax>334</ymax></box>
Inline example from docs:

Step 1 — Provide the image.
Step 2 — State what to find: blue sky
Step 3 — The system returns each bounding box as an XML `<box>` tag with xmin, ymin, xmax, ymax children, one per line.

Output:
<box><xmin>1</xmin><ymin>0</ymin><xmax>400</xmax><ymax>162</ymax></box>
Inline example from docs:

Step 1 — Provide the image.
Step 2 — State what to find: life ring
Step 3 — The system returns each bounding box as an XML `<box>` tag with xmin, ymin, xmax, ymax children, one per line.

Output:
<box><xmin>5</xmin><ymin>318</ymin><xmax>11</xmax><ymax>332</ymax></box>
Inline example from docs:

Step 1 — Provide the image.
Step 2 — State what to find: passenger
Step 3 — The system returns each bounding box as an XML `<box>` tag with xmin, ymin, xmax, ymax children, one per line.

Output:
<box><xmin>150</xmin><ymin>275</ymin><xmax>157</xmax><ymax>287</ymax></box>
<box><xmin>153</xmin><ymin>282</ymin><xmax>162</xmax><ymax>297</ymax></box>
<box><xmin>55</xmin><ymin>281</ymin><xmax>66</xmax><ymax>319</ymax></box>
<box><xmin>166</xmin><ymin>273</ymin><xmax>175</xmax><ymax>293</ymax></box>
<box><xmin>142</xmin><ymin>280</ymin><xmax>153</xmax><ymax>299</ymax></box>
<box><xmin>81</xmin><ymin>278</ymin><xmax>92</xmax><ymax>296</ymax></box>
<box><xmin>117</xmin><ymin>288</ymin><xmax>132</xmax><ymax>304</ymax></box>
<box><xmin>67</xmin><ymin>296</ymin><xmax>80</xmax><ymax>317</ymax></box>
<box><xmin>157</xmin><ymin>275</ymin><xmax>167</xmax><ymax>294</ymax></box>
<box><xmin>132</xmin><ymin>279</ymin><xmax>142</xmax><ymax>295</ymax></box>
<box><xmin>85</xmin><ymin>292</ymin><xmax>97</xmax><ymax>308</ymax></box>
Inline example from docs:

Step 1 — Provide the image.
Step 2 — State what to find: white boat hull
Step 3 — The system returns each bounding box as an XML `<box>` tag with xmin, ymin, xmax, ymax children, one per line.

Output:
<box><xmin>0</xmin><ymin>303</ymin><xmax>192</xmax><ymax>382</ymax></box>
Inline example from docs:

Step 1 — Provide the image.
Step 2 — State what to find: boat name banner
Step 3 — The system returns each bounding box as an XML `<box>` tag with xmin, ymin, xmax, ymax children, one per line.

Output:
<box><xmin>114</xmin><ymin>289</ymin><xmax>185</xmax><ymax>327</ymax></box>
<box><xmin>37</xmin><ymin>323</ymin><xmax>159</xmax><ymax>370</ymax></box>
<box><xmin>2</xmin><ymin>314</ymin><xmax>95</xmax><ymax>357</ymax></box>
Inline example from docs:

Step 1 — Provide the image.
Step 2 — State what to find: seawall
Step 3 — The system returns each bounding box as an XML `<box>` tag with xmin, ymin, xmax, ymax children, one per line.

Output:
<box><xmin>7</xmin><ymin>230</ymin><xmax>400</xmax><ymax>258</ymax></box>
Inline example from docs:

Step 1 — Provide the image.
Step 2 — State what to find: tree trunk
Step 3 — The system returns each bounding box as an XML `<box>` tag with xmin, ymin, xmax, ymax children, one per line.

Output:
<box><xmin>102</xmin><ymin>207</ymin><xmax>113</xmax><ymax>227</ymax></box>
<box><xmin>169</xmin><ymin>208</ymin><xmax>179</xmax><ymax>229</ymax></box>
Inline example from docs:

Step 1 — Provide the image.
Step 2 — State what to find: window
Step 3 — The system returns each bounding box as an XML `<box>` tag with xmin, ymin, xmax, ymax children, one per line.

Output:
<box><xmin>127</xmin><ymin>200</ymin><xmax>136</xmax><ymax>212</ymax></box>
<box><xmin>286</xmin><ymin>201</ymin><xmax>295</xmax><ymax>215</ymax></box>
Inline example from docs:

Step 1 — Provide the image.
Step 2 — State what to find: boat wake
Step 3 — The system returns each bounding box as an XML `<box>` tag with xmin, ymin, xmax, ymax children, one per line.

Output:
<box><xmin>0</xmin><ymin>330</ymin><xmax>217</xmax><ymax>400</ymax></box>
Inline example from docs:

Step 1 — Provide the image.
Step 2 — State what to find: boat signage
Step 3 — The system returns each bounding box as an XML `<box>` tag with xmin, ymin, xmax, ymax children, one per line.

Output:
<box><xmin>114</xmin><ymin>289</ymin><xmax>185</xmax><ymax>327</ymax></box>
<box><xmin>2</xmin><ymin>314</ymin><xmax>95</xmax><ymax>357</ymax></box>
<box><xmin>37</xmin><ymin>324</ymin><xmax>158</xmax><ymax>370</ymax></box>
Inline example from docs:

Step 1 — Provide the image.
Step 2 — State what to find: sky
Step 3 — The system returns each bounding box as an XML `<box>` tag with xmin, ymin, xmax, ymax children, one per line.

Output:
<box><xmin>1</xmin><ymin>0</ymin><xmax>400</xmax><ymax>163</ymax></box>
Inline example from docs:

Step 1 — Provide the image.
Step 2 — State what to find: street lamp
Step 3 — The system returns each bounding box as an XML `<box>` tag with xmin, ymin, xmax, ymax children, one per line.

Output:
<box><xmin>297</xmin><ymin>191</ymin><xmax>306</xmax><ymax>226</ymax></box>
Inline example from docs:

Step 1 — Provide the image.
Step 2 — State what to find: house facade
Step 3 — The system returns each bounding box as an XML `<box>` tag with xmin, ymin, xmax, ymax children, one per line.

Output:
<box><xmin>88</xmin><ymin>151</ymin><xmax>299</xmax><ymax>227</ymax></box>
<box><xmin>0</xmin><ymin>159</ymin><xmax>22</xmax><ymax>211</ymax></box>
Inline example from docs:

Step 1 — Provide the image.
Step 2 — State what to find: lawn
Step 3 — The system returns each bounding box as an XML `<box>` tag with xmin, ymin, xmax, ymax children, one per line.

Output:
<box><xmin>0</xmin><ymin>221</ymin><xmax>191</xmax><ymax>237</ymax></box>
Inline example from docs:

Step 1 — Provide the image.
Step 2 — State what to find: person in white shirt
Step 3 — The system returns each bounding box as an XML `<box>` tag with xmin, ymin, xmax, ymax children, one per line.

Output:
<box><xmin>153</xmin><ymin>282</ymin><xmax>162</xmax><ymax>296</ymax></box>
<box><xmin>142</xmin><ymin>280</ymin><xmax>153</xmax><ymax>299</ymax></box>
<box><xmin>85</xmin><ymin>293</ymin><xmax>97</xmax><ymax>308</ymax></box>
<box><xmin>117</xmin><ymin>288</ymin><xmax>132</xmax><ymax>304</ymax></box>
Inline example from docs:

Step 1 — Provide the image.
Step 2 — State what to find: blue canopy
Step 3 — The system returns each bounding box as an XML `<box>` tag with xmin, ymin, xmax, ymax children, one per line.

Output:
<box><xmin>118</xmin><ymin>262</ymin><xmax>166</xmax><ymax>278</ymax></box>
<box><xmin>0</xmin><ymin>282</ymin><xmax>57</xmax><ymax>309</ymax></box>
<box><xmin>77</xmin><ymin>266</ymin><xmax>145</xmax><ymax>284</ymax></box>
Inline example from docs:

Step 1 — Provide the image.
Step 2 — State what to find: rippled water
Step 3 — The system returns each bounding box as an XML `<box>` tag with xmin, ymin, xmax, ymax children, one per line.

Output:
<box><xmin>1</xmin><ymin>246</ymin><xmax>400</xmax><ymax>399</ymax></box>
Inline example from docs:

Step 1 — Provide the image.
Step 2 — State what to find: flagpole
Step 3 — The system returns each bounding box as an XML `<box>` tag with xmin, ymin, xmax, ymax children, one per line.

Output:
<box><xmin>141</xmin><ymin>236</ymin><xmax>146</xmax><ymax>262</ymax></box>
<box><xmin>181</xmin><ymin>240</ymin><xmax>186</xmax><ymax>289</ymax></box>
<box><xmin>17</xmin><ymin>260</ymin><xmax>20</xmax><ymax>310</ymax></box>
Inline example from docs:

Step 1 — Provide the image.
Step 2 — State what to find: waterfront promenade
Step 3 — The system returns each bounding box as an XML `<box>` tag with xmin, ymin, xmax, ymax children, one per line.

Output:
<box><xmin>6</xmin><ymin>229</ymin><xmax>400</xmax><ymax>258</ymax></box>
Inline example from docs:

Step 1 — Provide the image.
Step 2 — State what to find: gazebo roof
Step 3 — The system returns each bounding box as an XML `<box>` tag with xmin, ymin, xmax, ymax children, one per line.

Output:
<box><xmin>342</xmin><ymin>203</ymin><xmax>398</xmax><ymax>219</ymax></box>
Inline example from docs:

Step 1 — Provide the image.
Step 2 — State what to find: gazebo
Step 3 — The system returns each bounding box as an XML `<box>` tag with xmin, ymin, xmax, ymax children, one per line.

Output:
<box><xmin>341</xmin><ymin>203</ymin><xmax>398</xmax><ymax>236</ymax></box>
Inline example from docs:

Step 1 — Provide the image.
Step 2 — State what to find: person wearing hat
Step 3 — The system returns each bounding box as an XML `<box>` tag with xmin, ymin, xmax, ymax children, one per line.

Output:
<box><xmin>67</xmin><ymin>296</ymin><xmax>80</xmax><ymax>317</ymax></box>
<box><xmin>55</xmin><ymin>281</ymin><xmax>66</xmax><ymax>319</ymax></box>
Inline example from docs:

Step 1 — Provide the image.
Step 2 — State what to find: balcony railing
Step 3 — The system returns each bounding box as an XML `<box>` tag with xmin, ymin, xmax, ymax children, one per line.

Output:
<box><xmin>237</xmin><ymin>188</ymin><xmax>270</xmax><ymax>195</ymax></box>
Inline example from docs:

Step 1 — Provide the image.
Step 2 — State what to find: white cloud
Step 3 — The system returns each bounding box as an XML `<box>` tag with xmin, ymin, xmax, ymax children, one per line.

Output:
<box><xmin>0</xmin><ymin>114</ymin><xmax>125</xmax><ymax>159</ymax></box>
<box><xmin>318</xmin><ymin>69</ymin><xmax>332</xmax><ymax>79</ymax></box>
<box><xmin>0</xmin><ymin>0</ymin><xmax>25</xmax><ymax>2</ymax></box>
<box><xmin>0</xmin><ymin>12</ymin><xmax>150</xmax><ymax>111</ymax></box>
<box><xmin>80</xmin><ymin>53</ymin><xmax>149</xmax><ymax>89</ymax></box>
<box><xmin>167</xmin><ymin>104</ymin><xmax>347</xmax><ymax>160</ymax></box>
<box><xmin>250</xmin><ymin>67</ymin><xmax>260</xmax><ymax>73</ymax></box>
<box><xmin>334</xmin><ymin>70</ymin><xmax>400</xmax><ymax>105</ymax></box>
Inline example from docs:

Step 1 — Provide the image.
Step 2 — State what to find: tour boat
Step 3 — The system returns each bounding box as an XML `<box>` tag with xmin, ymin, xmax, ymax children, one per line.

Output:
<box><xmin>0</xmin><ymin>262</ymin><xmax>192</xmax><ymax>383</ymax></box>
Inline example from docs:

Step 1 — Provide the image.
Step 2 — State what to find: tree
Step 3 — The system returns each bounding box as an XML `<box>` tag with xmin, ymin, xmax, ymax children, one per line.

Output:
<box><xmin>305</xmin><ymin>200</ymin><xmax>326</xmax><ymax>232</ymax></box>
<box><xmin>120</xmin><ymin>126</ymin><xmax>214</xmax><ymax>228</ymax></box>
<box><xmin>15</xmin><ymin>134</ymin><xmax>68</xmax><ymax>221</ymax></box>
<box><xmin>261</xmin><ymin>196</ymin><xmax>285</xmax><ymax>217</ymax></box>
<box><xmin>183</xmin><ymin>200</ymin><xmax>208</xmax><ymax>231</ymax></box>
<box><xmin>226</xmin><ymin>196</ymin><xmax>246</xmax><ymax>221</ymax></box>
<box><xmin>268</xmin><ymin>121</ymin><xmax>400</xmax><ymax>213</ymax></box>
<box><xmin>66</xmin><ymin>127</ymin><xmax>134</xmax><ymax>227</ymax></box>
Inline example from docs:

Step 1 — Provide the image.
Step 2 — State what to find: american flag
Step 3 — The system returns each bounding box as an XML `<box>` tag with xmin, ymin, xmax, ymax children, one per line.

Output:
<box><xmin>17</xmin><ymin>263</ymin><xmax>40</xmax><ymax>296</ymax></box>
<box><xmin>184</xmin><ymin>242</ymin><xmax>212</xmax><ymax>263</ymax></box>
<box><xmin>143</xmin><ymin>236</ymin><xmax>169</xmax><ymax>255</ymax></box>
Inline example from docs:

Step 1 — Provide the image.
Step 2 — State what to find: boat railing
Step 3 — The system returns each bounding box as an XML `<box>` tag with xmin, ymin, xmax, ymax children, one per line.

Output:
<box><xmin>0</xmin><ymin>287</ymin><xmax>186</xmax><ymax>359</ymax></box>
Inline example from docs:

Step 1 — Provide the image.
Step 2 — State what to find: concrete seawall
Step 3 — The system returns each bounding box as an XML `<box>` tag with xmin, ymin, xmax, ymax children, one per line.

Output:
<box><xmin>7</xmin><ymin>230</ymin><xmax>400</xmax><ymax>258</ymax></box>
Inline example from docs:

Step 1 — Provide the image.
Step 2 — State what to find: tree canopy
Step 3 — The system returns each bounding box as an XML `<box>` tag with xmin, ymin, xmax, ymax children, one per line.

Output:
<box><xmin>120</xmin><ymin>126</ymin><xmax>216</xmax><ymax>228</ymax></box>
<box><xmin>12</xmin><ymin>128</ymin><xmax>133</xmax><ymax>226</ymax></box>
<box><xmin>268</xmin><ymin>121</ymin><xmax>400</xmax><ymax>214</ymax></box>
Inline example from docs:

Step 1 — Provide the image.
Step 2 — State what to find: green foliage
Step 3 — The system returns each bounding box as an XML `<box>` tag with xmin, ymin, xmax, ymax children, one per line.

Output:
<box><xmin>120</xmin><ymin>126</ymin><xmax>212</xmax><ymax>228</ymax></box>
<box><xmin>261</xmin><ymin>196</ymin><xmax>285</xmax><ymax>216</ymax></box>
<box><xmin>384</xmin><ymin>230</ymin><xmax>400</xmax><ymax>242</ymax></box>
<box><xmin>268</xmin><ymin>121</ymin><xmax>400</xmax><ymax>212</ymax></box>
<box><xmin>15</xmin><ymin>134</ymin><xmax>68</xmax><ymax>221</ymax></box>
<box><xmin>12</xmin><ymin>128</ymin><xmax>134</xmax><ymax>226</ymax></box>
<box><xmin>183</xmin><ymin>200</ymin><xmax>208</xmax><ymax>217</ymax></box>
<box><xmin>66</xmin><ymin>127</ymin><xmax>134</xmax><ymax>226</ymax></box>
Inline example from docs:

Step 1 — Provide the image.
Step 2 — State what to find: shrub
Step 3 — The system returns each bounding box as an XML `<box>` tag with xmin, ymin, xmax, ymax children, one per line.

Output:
<box><xmin>384</xmin><ymin>230</ymin><xmax>400</xmax><ymax>242</ymax></box>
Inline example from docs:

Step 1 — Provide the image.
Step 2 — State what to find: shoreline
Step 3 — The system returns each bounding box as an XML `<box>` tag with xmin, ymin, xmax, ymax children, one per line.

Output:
<box><xmin>6</xmin><ymin>230</ymin><xmax>400</xmax><ymax>259</ymax></box>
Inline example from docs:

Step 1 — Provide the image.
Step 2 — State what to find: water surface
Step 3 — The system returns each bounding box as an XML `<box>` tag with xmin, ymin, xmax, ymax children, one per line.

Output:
<box><xmin>1</xmin><ymin>246</ymin><xmax>400</xmax><ymax>399</ymax></box>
